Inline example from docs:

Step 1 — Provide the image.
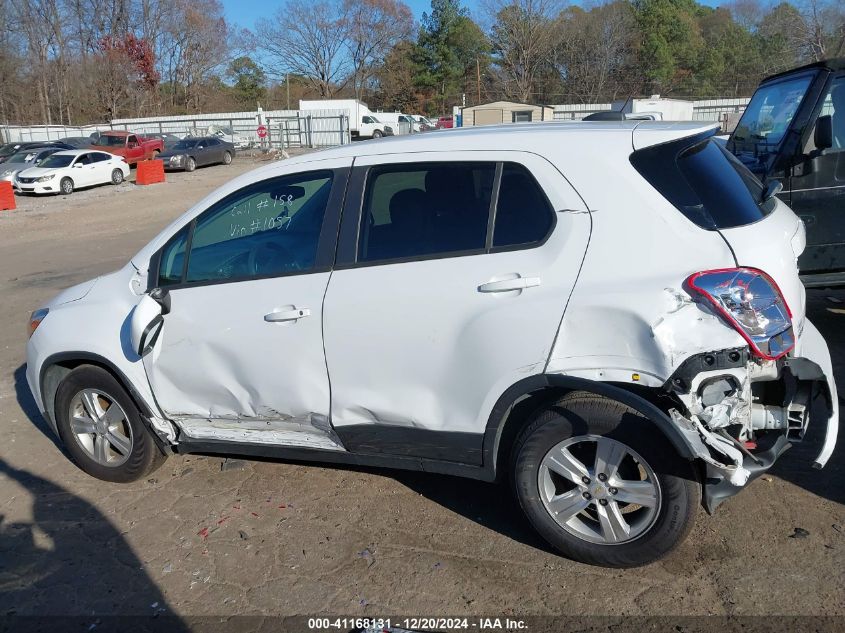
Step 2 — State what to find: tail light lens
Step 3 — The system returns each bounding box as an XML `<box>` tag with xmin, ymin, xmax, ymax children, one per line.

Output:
<box><xmin>685</xmin><ymin>267</ymin><xmax>794</xmax><ymax>360</ymax></box>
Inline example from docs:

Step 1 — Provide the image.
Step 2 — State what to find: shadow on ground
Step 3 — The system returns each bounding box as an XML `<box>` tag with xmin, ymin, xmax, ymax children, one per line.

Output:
<box><xmin>0</xmin><ymin>457</ymin><xmax>187</xmax><ymax>630</ymax></box>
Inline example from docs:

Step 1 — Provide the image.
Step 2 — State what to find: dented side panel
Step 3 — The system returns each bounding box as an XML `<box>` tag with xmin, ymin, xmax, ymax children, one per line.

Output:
<box><xmin>143</xmin><ymin>272</ymin><xmax>334</xmax><ymax>442</ymax></box>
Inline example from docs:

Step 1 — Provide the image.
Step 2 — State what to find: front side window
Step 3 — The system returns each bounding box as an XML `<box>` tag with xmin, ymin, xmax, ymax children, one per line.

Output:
<box><xmin>157</xmin><ymin>171</ymin><xmax>334</xmax><ymax>286</ymax></box>
<box><xmin>358</xmin><ymin>162</ymin><xmax>495</xmax><ymax>262</ymax></box>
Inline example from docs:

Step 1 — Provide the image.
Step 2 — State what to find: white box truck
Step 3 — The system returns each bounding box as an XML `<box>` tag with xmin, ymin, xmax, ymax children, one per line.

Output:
<box><xmin>299</xmin><ymin>99</ymin><xmax>394</xmax><ymax>140</ymax></box>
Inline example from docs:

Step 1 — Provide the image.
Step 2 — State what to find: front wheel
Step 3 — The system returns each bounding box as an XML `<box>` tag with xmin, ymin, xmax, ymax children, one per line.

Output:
<box><xmin>185</xmin><ymin>156</ymin><xmax>196</xmax><ymax>172</ymax></box>
<box><xmin>55</xmin><ymin>365</ymin><xmax>166</xmax><ymax>483</ymax></box>
<box><xmin>512</xmin><ymin>392</ymin><xmax>699</xmax><ymax>567</ymax></box>
<box><xmin>372</xmin><ymin>129</ymin><xmax>383</xmax><ymax>139</ymax></box>
<box><xmin>59</xmin><ymin>177</ymin><xmax>74</xmax><ymax>195</ymax></box>
<box><xmin>222</xmin><ymin>151</ymin><xmax>232</xmax><ymax>165</ymax></box>
<box><xmin>111</xmin><ymin>168</ymin><xmax>124</xmax><ymax>185</ymax></box>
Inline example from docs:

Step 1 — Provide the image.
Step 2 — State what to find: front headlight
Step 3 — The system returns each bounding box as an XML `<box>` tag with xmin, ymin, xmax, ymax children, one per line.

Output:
<box><xmin>1</xmin><ymin>170</ymin><xmax>13</xmax><ymax>177</ymax></box>
<box><xmin>28</xmin><ymin>308</ymin><xmax>49</xmax><ymax>338</ymax></box>
<box><xmin>169</xmin><ymin>155</ymin><xmax>184</xmax><ymax>164</ymax></box>
<box><xmin>36</xmin><ymin>174</ymin><xmax>55</xmax><ymax>182</ymax></box>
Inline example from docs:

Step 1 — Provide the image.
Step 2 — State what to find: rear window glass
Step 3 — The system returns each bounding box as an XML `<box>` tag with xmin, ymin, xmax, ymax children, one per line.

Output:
<box><xmin>631</xmin><ymin>136</ymin><xmax>775</xmax><ymax>229</ymax></box>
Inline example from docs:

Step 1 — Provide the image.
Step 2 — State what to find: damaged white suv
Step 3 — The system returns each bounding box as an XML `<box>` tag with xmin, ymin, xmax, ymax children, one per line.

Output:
<box><xmin>26</xmin><ymin>122</ymin><xmax>838</xmax><ymax>567</ymax></box>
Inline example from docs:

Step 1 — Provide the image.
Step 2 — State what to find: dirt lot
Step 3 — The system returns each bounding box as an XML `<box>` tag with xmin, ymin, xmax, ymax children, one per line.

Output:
<box><xmin>0</xmin><ymin>156</ymin><xmax>843</xmax><ymax>626</ymax></box>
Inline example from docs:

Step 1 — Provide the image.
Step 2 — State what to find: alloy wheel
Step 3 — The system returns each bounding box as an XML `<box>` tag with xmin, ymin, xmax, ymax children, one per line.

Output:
<box><xmin>537</xmin><ymin>435</ymin><xmax>661</xmax><ymax>544</ymax></box>
<box><xmin>68</xmin><ymin>389</ymin><xmax>133</xmax><ymax>467</ymax></box>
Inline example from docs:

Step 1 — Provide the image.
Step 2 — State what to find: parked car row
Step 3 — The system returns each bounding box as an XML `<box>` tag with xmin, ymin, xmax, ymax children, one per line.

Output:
<box><xmin>0</xmin><ymin>134</ymin><xmax>235</xmax><ymax>196</ymax></box>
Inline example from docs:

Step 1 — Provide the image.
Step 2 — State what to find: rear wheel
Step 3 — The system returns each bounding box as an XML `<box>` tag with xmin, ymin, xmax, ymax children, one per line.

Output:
<box><xmin>55</xmin><ymin>366</ymin><xmax>166</xmax><ymax>483</ymax></box>
<box><xmin>511</xmin><ymin>392</ymin><xmax>699</xmax><ymax>567</ymax></box>
<box><xmin>185</xmin><ymin>156</ymin><xmax>196</xmax><ymax>172</ymax></box>
<box><xmin>59</xmin><ymin>177</ymin><xmax>74</xmax><ymax>195</ymax></box>
<box><xmin>111</xmin><ymin>168</ymin><xmax>124</xmax><ymax>185</ymax></box>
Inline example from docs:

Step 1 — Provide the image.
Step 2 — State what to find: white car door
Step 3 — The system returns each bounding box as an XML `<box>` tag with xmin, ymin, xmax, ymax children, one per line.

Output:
<box><xmin>91</xmin><ymin>152</ymin><xmax>115</xmax><ymax>183</ymax></box>
<box><xmin>137</xmin><ymin>158</ymin><xmax>352</xmax><ymax>448</ymax></box>
<box><xmin>322</xmin><ymin>151</ymin><xmax>592</xmax><ymax>463</ymax></box>
<box><xmin>71</xmin><ymin>152</ymin><xmax>97</xmax><ymax>186</ymax></box>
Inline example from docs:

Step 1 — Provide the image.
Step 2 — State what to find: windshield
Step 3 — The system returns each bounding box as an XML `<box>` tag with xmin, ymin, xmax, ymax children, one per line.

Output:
<box><xmin>39</xmin><ymin>154</ymin><xmax>74</xmax><ymax>169</ymax></box>
<box><xmin>732</xmin><ymin>75</ymin><xmax>812</xmax><ymax>148</ymax></box>
<box><xmin>0</xmin><ymin>144</ymin><xmax>21</xmax><ymax>157</ymax></box>
<box><xmin>369</xmin><ymin>116</ymin><xmax>380</xmax><ymax>123</ymax></box>
<box><xmin>7</xmin><ymin>151</ymin><xmax>42</xmax><ymax>164</ymax></box>
<box><xmin>97</xmin><ymin>135</ymin><xmax>126</xmax><ymax>147</ymax></box>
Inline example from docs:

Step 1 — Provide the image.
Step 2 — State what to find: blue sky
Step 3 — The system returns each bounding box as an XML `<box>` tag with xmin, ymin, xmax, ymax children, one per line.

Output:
<box><xmin>222</xmin><ymin>0</ymin><xmax>726</xmax><ymax>32</ymax></box>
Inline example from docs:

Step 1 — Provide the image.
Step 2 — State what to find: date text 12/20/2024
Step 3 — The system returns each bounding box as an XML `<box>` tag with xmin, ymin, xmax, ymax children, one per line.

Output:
<box><xmin>307</xmin><ymin>617</ymin><xmax>529</xmax><ymax>631</ymax></box>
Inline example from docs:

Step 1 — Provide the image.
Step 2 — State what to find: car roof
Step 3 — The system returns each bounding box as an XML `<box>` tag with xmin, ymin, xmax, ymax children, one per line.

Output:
<box><xmin>278</xmin><ymin>120</ymin><xmax>718</xmax><ymax>167</ymax></box>
<box><xmin>50</xmin><ymin>149</ymin><xmax>103</xmax><ymax>156</ymax></box>
<box><xmin>762</xmin><ymin>58</ymin><xmax>845</xmax><ymax>83</ymax></box>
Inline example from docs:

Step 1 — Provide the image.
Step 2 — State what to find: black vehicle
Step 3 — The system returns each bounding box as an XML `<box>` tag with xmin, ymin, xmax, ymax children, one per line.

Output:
<box><xmin>727</xmin><ymin>58</ymin><xmax>845</xmax><ymax>287</ymax></box>
<box><xmin>146</xmin><ymin>132</ymin><xmax>182</xmax><ymax>150</ymax></box>
<box><xmin>158</xmin><ymin>136</ymin><xmax>234</xmax><ymax>172</ymax></box>
<box><xmin>0</xmin><ymin>141</ymin><xmax>75</xmax><ymax>165</ymax></box>
<box><xmin>57</xmin><ymin>136</ymin><xmax>95</xmax><ymax>149</ymax></box>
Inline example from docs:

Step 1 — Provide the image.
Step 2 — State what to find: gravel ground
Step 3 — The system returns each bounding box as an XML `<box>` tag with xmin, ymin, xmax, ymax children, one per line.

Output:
<box><xmin>0</xmin><ymin>156</ymin><xmax>842</xmax><ymax>628</ymax></box>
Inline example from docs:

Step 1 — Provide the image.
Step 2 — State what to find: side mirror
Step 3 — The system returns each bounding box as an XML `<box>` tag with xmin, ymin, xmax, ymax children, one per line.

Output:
<box><xmin>73</xmin><ymin>163</ymin><xmax>83</xmax><ymax>168</ymax></box>
<box><xmin>814</xmin><ymin>115</ymin><xmax>833</xmax><ymax>151</ymax></box>
<box><xmin>130</xmin><ymin>289</ymin><xmax>170</xmax><ymax>357</ymax></box>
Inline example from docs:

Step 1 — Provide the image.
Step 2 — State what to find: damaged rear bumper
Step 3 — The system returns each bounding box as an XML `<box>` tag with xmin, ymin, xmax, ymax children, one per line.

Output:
<box><xmin>665</xmin><ymin>318</ymin><xmax>838</xmax><ymax>513</ymax></box>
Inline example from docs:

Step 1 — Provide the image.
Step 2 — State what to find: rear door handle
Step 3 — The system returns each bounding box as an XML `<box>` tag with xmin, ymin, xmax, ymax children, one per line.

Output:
<box><xmin>264</xmin><ymin>307</ymin><xmax>311</xmax><ymax>322</ymax></box>
<box><xmin>478</xmin><ymin>277</ymin><xmax>541</xmax><ymax>293</ymax></box>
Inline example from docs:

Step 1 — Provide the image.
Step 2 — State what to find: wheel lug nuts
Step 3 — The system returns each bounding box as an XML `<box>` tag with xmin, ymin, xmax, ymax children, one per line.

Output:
<box><xmin>598</xmin><ymin>499</ymin><xmax>608</xmax><ymax>506</ymax></box>
<box><xmin>582</xmin><ymin>492</ymin><xmax>592</xmax><ymax>500</ymax></box>
<box><xmin>581</xmin><ymin>476</ymin><xmax>590</xmax><ymax>485</ymax></box>
<box><xmin>609</xmin><ymin>487</ymin><xmax>618</xmax><ymax>495</ymax></box>
<box><xmin>597</xmin><ymin>473</ymin><xmax>607</xmax><ymax>482</ymax></box>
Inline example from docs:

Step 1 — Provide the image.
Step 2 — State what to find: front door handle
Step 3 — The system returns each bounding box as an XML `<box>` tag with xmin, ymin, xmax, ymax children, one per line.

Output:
<box><xmin>478</xmin><ymin>276</ymin><xmax>541</xmax><ymax>293</ymax></box>
<box><xmin>264</xmin><ymin>307</ymin><xmax>311</xmax><ymax>322</ymax></box>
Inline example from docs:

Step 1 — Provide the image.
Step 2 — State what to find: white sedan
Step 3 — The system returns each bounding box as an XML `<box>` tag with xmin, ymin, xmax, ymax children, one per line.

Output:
<box><xmin>15</xmin><ymin>149</ymin><xmax>129</xmax><ymax>195</ymax></box>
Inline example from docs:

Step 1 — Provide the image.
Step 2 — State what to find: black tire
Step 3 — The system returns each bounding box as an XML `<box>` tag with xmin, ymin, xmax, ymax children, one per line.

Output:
<box><xmin>222</xmin><ymin>151</ymin><xmax>232</xmax><ymax>165</ymax></box>
<box><xmin>54</xmin><ymin>365</ymin><xmax>166</xmax><ymax>483</ymax></box>
<box><xmin>372</xmin><ymin>129</ymin><xmax>383</xmax><ymax>139</ymax></box>
<box><xmin>111</xmin><ymin>168</ymin><xmax>124</xmax><ymax>185</ymax></box>
<box><xmin>59</xmin><ymin>177</ymin><xmax>74</xmax><ymax>195</ymax></box>
<box><xmin>511</xmin><ymin>392</ymin><xmax>699</xmax><ymax>567</ymax></box>
<box><xmin>185</xmin><ymin>156</ymin><xmax>196</xmax><ymax>172</ymax></box>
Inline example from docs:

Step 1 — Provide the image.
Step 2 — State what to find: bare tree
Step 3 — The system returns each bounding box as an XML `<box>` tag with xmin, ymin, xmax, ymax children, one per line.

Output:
<box><xmin>344</xmin><ymin>0</ymin><xmax>413</xmax><ymax>99</ymax></box>
<box><xmin>553</xmin><ymin>1</ymin><xmax>638</xmax><ymax>104</ymax></box>
<box><xmin>487</xmin><ymin>0</ymin><xmax>561</xmax><ymax>103</ymax></box>
<box><xmin>256</xmin><ymin>0</ymin><xmax>351</xmax><ymax>99</ymax></box>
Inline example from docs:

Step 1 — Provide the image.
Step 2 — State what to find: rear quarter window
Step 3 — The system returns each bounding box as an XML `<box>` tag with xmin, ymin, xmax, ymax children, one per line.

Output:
<box><xmin>631</xmin><ymin>135</ymin><xmax>775</xmax><ymax>230</ymax></box>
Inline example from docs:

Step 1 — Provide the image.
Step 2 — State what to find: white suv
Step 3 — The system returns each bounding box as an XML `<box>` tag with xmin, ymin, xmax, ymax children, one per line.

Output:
<box><xmin>25</xmin><ymin>122</ymin><xmax>838</xmax><ymax>567</ymax></box>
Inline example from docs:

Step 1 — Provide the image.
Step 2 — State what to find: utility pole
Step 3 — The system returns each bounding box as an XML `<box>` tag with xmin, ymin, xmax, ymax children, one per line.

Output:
<box><xmin>476</xmin><ymin>58</ymin><xmax>481</xmax><ymax>105</ymax></box>
<box><xmin>286</xmin><ymin>73</ymin><xmax>290</xmax><ymax>110</ymax></box>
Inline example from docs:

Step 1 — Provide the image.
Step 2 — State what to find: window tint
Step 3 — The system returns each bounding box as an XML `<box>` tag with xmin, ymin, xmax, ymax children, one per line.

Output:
<box><xmin>207</xmin><ymin>137</ymin><xmax>221</xmax><ymax>146</ymax></box>
<box><xmin>493</xmin><ymin>163</ymin><xmax>554</xmax><ymax>247</ymax></box>
<box><xmin>91</xmin><ymin>152</ymin><xmax>110</xmax><ymax>162</ymax></box>
<box><xmin>75</xmin><ymin>154</ymin><xmax>92</xmax><ymax>165</ymax></box>
<box><xmin>631</xmin><ymin>136</ymin><xmax>774</xmax><ymax>229</ymax></box>
<box><xmin>158</xmin><ymin>171</ymin><xmax>333</xmax><ymax>285</ymax></box>
<box><xmin>358</xmin><ymin>162</ymin><xmax>495</xmax><ymax>262</ymax></box>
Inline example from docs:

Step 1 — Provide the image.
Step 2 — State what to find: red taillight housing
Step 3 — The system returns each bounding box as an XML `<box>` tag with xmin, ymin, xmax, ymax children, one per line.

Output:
<box><xmin>685</xmin><ymin>267</ymin><xmax>794</xmax><ymax>360</ymax></box>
